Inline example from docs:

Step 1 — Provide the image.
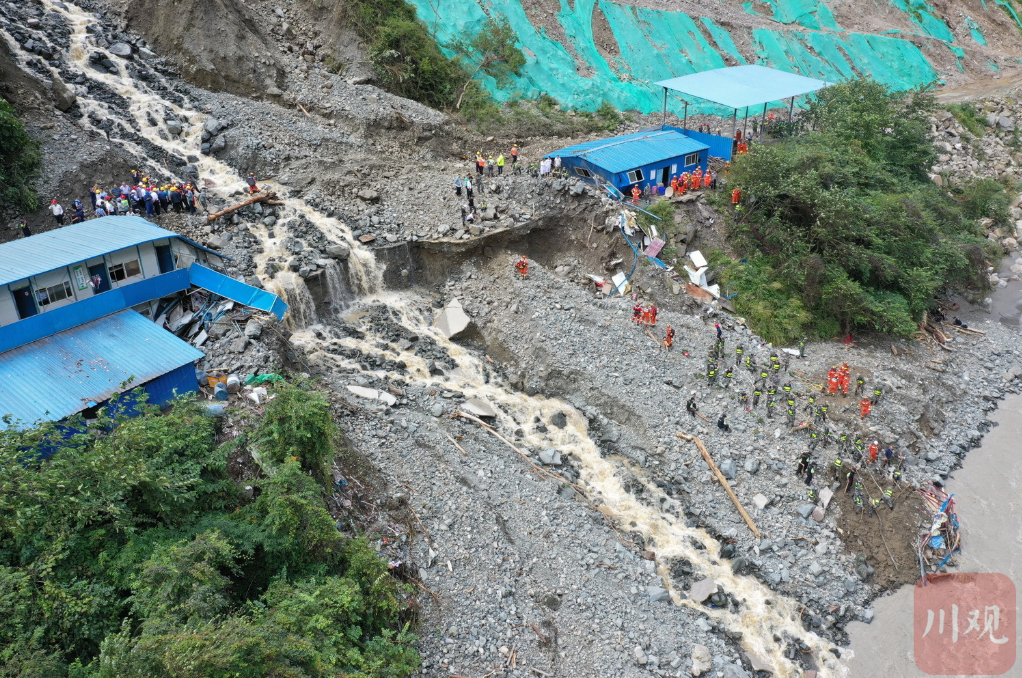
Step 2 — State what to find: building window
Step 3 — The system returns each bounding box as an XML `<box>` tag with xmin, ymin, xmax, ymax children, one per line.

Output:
<box><xmin>574</xmin><ymin>167</ymin><xmax>593</xmax><ymax>178</ymax></box>
<box><xmin>684</xmin><ymin>152</ymin><xmax>700</xmax><ymax>166</ymax></box>
<box><xmin>37</xmin><ymin>280</ymin><xmax>73</xmax><ymax>306</ymax></box>
<box><xmin>109</xmin><ymin>259</ymin><xmax>142</xmax><ymax>282</ymax></box>
<box><xmin>626</xmin><ymin>168</ymin><xmax>644</xmax><ymax>183</ymax></box>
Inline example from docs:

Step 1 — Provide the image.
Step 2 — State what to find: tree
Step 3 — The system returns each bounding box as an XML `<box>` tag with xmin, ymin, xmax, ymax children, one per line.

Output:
<box><xmin>0</xmin><ymin>98</ymin><xmax>40</xmax><ymax>214</ymax></box>
<box><xmin>452</xmin><ymin>17</ymin><xmax>526</xmax><ymax>109</ymax></box>
<box><xmin>0</xmin><ymin>385</ymin><xmax>418</xmax><ymax>677</ymax></box>
<box><xmin>722</xmin><ymin>79</ymin><xmax>997</xmax><ymax>342</ymax></box>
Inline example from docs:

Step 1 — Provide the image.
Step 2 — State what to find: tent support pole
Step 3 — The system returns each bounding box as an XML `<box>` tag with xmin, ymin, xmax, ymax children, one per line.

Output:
<box><xmin>683</xmin><ymin>101</ymin><xmax>688</xmax><ymax>131</ymax></box>
<box><xmin>662</xmin><ymin>88</ymin><xmax>668</xmax><ymax>128</ymax></box>
<box><xmin>789</xmin><ymin>97</ymin><xmax>795</xmax><ymax>124</ymax></box>
<box><xmin>761</xmin><ymin>103</ymin><xmax>767</xmax><ymax>137</ymax></box>
<box><xmin>742</xmin><ymin>106</ymin><xmax>749</xmax><ymax>140</ymax></box>
<box><xmin>732</xmin><ymin>109</ymin><xmax>737</xmax><ymax>139</ymax></box>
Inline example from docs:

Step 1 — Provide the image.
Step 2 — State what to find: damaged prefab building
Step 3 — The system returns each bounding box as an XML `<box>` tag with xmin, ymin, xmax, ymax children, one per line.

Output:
<box><xmin>544</xmin><ymin>127</ymin><xmax>710</xmax><ymax>195</ymax></box>
<box><xmin>0</xmin><ymin>216</ymin><xmax>287</xmax><ymax>428</ymax></box>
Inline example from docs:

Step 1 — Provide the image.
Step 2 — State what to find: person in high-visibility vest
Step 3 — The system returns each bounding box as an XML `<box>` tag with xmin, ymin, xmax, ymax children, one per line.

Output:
<box><xmin>510</xmin><ymin>144</ymin><xmax>519</xmax><ymax>167</ymax></box>
<box><xmin>497</xmin><ymin>154</ymin><xmax>505</xmax><ymax>176</ymax></box>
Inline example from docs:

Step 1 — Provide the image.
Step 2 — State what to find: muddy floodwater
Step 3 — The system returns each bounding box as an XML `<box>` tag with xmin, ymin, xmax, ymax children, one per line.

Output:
<box><xmin>845</xmin><ymin>389</ymin><xmax>1022</xmax><ymax>677</ymax></box>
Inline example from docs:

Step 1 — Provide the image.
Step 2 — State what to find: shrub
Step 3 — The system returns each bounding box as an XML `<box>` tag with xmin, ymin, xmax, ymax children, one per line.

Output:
<box><xmin>0</xmin><ymin>99</ymin><xmax>40</xmax><ymax>214</ymax></box>
<box><xmin>724</xmin><ymin>79</ymin><xmax>999</xmax><ymax>341</ymax></box>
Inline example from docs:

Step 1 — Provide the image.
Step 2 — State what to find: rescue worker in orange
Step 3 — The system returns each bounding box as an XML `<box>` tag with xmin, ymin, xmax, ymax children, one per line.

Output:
<box><xmin>860</xmin><ymin>397</ymin><xmax>872</xmax><ymax>419</ymax></box>
<box><xmin>838</xmin><ymin>362</ymin><xmax>850</xmax><ymax>396</ymax></box>
<box><xmin>826</xmin><ymin>367</ymin><xmax>838</xmax><ymax>394</ymax></box>
<box><xmin>868</xmin><ymin>440</ymin><xmax>879</xmax><ymax>465</ymax></box>
<box><xmin>515</xmin><ymin>256</ymin><xmax>528</xmax><ymax>278</ymax></box>
<box><xmin>731</xmin><ymin>187</ymin><xmax>740</xmax><ymax>207</ymax></box>
<box><xmin>703</xmin><ymin>170</ymin><xmax>712</xmax><ymax>189</ymax></box>
<box><xmin>691</xmin><ymin>167</ymin><xmax>703</xmax><ymax>190</ymax></box>
<box><xmin>679</xmin><ymin>172</ymin><xmax>689</xmax><ymax>194</ymax></box>
<box><xmin>631</xmin><ymin>184</ymin><xmax>641</xmax><ymax>204</ymax></box>
<box><xmin>649</xmin><ymin>304</ymin><xmax>658</xmax><ymax>326</ymax></box>
<box><xmin>633</xmin><ymin>302</ymin><xmax>643</xmax><ymax>324</ymax></box>
<box><xmin>663</xmin><ymin>324</ymin><xmax>675</xmax><ymax>351</ymax></box>
<box><xmin>670</xmin><ymin>176</ymin><xmax>679</xmax><ymax>193</ymax></box>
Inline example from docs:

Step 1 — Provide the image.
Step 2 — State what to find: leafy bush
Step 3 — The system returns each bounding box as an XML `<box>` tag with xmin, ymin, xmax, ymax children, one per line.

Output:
<box><xmin>0</xmin><ymin>387</ymin><xmax>418</xmax><ymax>677</ymax></box>
<box><xmin>254</xmin><ymin>381</ymin><xmax>335</xmax><ymax>487</ymax></box>
<box><xmin>0</xmin><ymin>99</ymin><xmax>40</xmax><ymax>214</ymax></box>
<box><xmin>725</xmin><ymin>79</ymin><xmax>998</xmax><ymax>342</ymax></box>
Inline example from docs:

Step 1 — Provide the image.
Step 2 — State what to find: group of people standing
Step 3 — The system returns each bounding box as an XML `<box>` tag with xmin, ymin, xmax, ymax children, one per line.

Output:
<box><xmin>11</xmin><ymin>170</ymin><xmax>207</xmax><ymax>240</ymax></box>
<box><xmin>681</xmin><ymin>324</ymin><xmax>905</xmax><ymax>518</ymax></box>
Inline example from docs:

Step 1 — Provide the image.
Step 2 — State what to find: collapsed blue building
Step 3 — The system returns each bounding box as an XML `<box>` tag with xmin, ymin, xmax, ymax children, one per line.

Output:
<box><xmin>0</xmin><ymin>216</ymin><xmax>287</xmax><ymax>428</ymax></box>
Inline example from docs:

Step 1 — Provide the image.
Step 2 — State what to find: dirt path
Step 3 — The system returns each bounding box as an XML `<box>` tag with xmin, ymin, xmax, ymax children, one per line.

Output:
<box><xmin>936</xmin><ymin>68</ymin><xmax>1022</xmax><ymax>104</ymax></box>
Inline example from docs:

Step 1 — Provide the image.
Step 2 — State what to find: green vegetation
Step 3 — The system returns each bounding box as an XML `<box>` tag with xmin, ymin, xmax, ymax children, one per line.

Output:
<box><xmin>343</xmin><ymin>0</ymin><xmax>517</xmax><ymax>120</ymax></box>
<box><xmin>946</xmin><ymin>102</ymin><xmax>986</xmax><ymax>137</ymax></box>
<box><xmin>722</xmin><ymin>79</ymin><xmax>999</xmax><ymax>344</ymax></box>
<box><xmin>0</xmin><ymin>98</ymin><xmax>40</xmax><ymax>214</ymax></box>
<box><xmin>452</xmin><ymin>17</ymin><xmax>525</xmax><ymax>110</ymax></box>
<box><xmin>471</xmin><ymin>97</ymin><xmax>625</xmax><ymax>138</ymax></box>
<box><xmin>0</xmin><ymin>383</ymin><xmax>418</xmax><ymax>677</ymax></box>
<box><xmin>338</xmin><ymin>0</ymin><xmax>624</xmax><ymax>134</ymax></box>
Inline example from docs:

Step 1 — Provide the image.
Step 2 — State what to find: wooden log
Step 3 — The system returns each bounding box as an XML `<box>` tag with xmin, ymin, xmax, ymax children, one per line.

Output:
<box><xmin>206</xmin><ymin>191</ymin><xmax>278</xmax><ymax>223</ymax></box>
<box><xmin>676</xmin><ymin>431</ymin><xmax>761</xmax><ymax>538</ymax></box>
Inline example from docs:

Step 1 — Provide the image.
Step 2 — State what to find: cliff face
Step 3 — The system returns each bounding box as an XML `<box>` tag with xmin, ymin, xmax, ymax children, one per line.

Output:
<box><xmin>403</xmin><ymin>0</ymin><xmax>1022</xmax><ymax>113</ymax></box>
<box><xmin>110</xmin><ymin>0</ymin><xmax>287</xmax><ymax>98</ymax></box>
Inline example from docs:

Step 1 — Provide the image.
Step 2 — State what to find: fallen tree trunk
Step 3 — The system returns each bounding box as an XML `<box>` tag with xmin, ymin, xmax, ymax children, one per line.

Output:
<box><xmin>207</xmin><ymin>191</ymin><xmax>281</xmax><ymax>223</ymax></box>
<box><xmin>677</xmin><ymin>431</ymin><xmax>761</xmax><ymax>538</ymax></box>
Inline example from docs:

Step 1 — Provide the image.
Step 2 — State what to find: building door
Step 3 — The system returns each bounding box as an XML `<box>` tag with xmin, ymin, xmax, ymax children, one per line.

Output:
<box><xmin>88</xmin><ymin>262</ymin><xmax>110</xmax><ymax>294</ymax></box>
<box><xmin>661</xmin><ymin>167</ymin><xmax>670</xmax><ymax>185</ymax></box>
<box><xmin>11</xmin><ymin>283</ymin><xmax>37</xmax><ymax>319</ymax></box>
<box><xmin>155</xmin><ymin>244</ymin><xmax>175</xmax><ymax>274</ymax></box>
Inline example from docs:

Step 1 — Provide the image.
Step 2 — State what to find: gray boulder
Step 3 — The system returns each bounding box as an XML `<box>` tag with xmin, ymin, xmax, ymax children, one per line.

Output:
<box><xmin>358</xmin><ymin>188</ymin><xmax>380</xmax><ymax>203</ymax></box>
<box><xmin>108</xmin><ymin>42</ymin><xmax>133</xmax><ymax>58</ymax></box>
<box><xmin>719</xmin><ymin>459</ymin><xmax>737</xmax><ymax>479</ymax></box>
<box><xmin>325</xmin><ymin>243</ymin><xmax>350</xmax><ymax>259</ymax></box>
<box><xmin>51</xmin><ymin>77</ymin><xmax>76</xmax><ymax>111</ymax></box>
<box><xmin>646</xmin><ymin>586</ymin><xmax>670</xmax><ymax>603</ymax></box>
<box><xmin>538</xmin><ymin>447</ymin><xmax>561</xmax><ymax>465</ymax></box>
<box><xmin>166</xmin><ymin>119</ymin><xmax>183</xmax><ymax>135</ymax></box>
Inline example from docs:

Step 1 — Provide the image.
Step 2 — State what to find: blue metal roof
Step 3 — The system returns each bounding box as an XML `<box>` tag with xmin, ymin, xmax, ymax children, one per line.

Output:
<box><xmin>0</xmin><ymin>215</ymin><xmax>225</xmax><ymax>287</ymax></box>
<box><xmin>189</xmin><ymin>263</ymin><xmax>288</xmax><ymax>321</ymax></box>
<box><xmin>656</xmin><ymin>65</ymin><xmax>833</xmax><ymax>110</ymax></box>
<box><xmin>0</xmin><ymin>309</ymin><xmax>204</xmax><ymax>427</ymax></box>
<box><xmin>545</xmin><ymin>129</ymin><xmax>710</xmax><ymax>174</ymax></box>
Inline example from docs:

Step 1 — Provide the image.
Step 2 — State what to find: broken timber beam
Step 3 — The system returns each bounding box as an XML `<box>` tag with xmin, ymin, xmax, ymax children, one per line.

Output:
<box><xmin>677</xmin><ymin>431</ymin><xmax>761</xmax><ymax>538</ymax></box>
<box><xmin>207</xmin><ymin>191</ymin><xmax>281</xmax><ymax>223</ymax></box>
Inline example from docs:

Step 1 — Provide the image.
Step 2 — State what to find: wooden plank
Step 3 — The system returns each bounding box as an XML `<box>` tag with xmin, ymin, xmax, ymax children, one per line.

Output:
<box><xmin>677</xmin><ymin>431</ymin><xmax>761</xmax><ymax>538</ymax></box>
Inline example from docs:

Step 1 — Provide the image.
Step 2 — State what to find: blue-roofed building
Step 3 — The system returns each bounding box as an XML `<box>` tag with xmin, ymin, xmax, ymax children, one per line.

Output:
<box><xmin>0</xmin><ymin>216</ymin><xmax>288</xmax><ymax>428</ymax></box>
<box><xmin>544</xmin><ymin>126</ymin><xmax>711</xmax><ymax>195</ymax></box>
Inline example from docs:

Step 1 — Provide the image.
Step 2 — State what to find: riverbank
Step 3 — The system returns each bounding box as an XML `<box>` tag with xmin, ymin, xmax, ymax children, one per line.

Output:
<box><xmin>845</xmin><ymin>272</ymin><xmax>1022</xmax><ymax>678</ymax></box>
